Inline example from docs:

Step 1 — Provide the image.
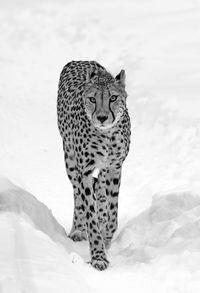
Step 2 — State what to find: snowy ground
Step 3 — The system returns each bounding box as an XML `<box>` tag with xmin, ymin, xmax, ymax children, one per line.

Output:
<box><xmin>0</xmin><ymin>0</ymin><xmax>200</xmax><ymax>292</ymax></box>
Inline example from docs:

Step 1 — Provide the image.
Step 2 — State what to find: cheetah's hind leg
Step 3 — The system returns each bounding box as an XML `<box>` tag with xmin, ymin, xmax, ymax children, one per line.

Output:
<box><xmin>68</xmin><ymin>177</ymin><xmax>97</xmax><ymax>243</ymax></box>
<box><xmin>68</xmin><ymin>191</ymin><xmax>88</xmax><ymax>242</ymax></box>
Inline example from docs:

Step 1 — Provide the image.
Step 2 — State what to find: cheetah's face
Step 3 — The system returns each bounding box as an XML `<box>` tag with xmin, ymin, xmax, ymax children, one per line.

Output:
<box><xmin>84</xmin><ymin>70</ymin><xmax>127</xmax><ymax>130</ymax></box>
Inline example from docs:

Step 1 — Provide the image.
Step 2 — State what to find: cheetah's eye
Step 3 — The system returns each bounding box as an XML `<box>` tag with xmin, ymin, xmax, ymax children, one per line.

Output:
<box><xmin>88</xmin><ymin>96</ymin><xmax>96</xmax><ymax>103</ymax></box>
<box><xmin>110</xmin><ymin>95</ymin><xmax>118</xmax><ymax>102</ymax></box>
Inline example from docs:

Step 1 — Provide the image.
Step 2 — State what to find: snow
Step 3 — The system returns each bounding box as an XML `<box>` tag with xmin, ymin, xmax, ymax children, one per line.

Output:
<box><xmin>0</xmin><ymin>178</ymin><xmax>91</xmax><ymax>293</ymax></box>
<box><xmin>0</xmin><ymin>178</ymin><xmax>67</xmax><ymax>245</ymax></box>
<box><xmin>0</xmin><ymin>0</ymin><xmax>200</xmax><ymax>292</ymax></box>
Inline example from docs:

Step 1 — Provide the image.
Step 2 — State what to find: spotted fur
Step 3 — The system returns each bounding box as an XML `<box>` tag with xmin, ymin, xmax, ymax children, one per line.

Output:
<box><xmin>57</xmin><ymin>61</ymin><xmax>131</xmax><ymax>270</ymax></box>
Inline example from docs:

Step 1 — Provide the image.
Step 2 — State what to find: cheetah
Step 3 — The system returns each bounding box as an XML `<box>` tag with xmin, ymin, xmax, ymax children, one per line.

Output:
<box><xmin>57</xmin><ymin>61</ymin><xmax>131</xmax><ymax>270</ymax></box>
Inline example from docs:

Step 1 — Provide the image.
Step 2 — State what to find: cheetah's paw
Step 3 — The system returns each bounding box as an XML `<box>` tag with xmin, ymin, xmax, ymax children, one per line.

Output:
<box><xmin>91</xmin><ymin>257</ymin><xmax>109</xmax><ymax>271</ymax></box>
<box><xmin>68</xmin><ymin>230</ymin><xmax>87</xmax><ymax>242</ymax></box>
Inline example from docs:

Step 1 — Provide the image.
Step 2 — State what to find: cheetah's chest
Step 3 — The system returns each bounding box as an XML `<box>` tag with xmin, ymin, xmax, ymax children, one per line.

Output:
<box><xmin>90</xmin><ymin>131</ymin><xmax>128</xmax><ymax>171</ymax></box>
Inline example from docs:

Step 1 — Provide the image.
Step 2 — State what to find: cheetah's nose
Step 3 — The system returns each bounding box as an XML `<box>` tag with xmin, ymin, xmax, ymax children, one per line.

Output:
<box><xmin>97</xmin><ymin>115</ymin><xmax>108</xmax><ymax>123</ymax></box>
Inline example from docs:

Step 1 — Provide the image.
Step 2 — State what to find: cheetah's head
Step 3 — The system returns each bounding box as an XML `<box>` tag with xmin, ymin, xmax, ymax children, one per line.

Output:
<box><xmin>84</xmin><ymin>69</ymin><xmax>127</xmax><ymax>130</ymax></box>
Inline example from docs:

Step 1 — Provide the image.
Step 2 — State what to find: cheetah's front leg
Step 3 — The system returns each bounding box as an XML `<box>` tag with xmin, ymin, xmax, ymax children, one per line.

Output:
<box><xmin>82</xmin><ymin>172</ymin><xmax>109</xmax><ymax>270</ymax></box>
<box><xmin>104</xmin><ymin>168</ymin><xmax>122</xmax><ymax>248</ymax></box>
<box><xmin>95</xmin><ymin>169</ymin><xmax>109</xmax><ymax>245</ymax></box>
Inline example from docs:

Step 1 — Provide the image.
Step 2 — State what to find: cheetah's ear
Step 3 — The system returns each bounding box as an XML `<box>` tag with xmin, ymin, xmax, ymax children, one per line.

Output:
<box><xmin>115</xmin><ymin>70</ymin><xmax>126</xmax><ymax>88</ymax></box>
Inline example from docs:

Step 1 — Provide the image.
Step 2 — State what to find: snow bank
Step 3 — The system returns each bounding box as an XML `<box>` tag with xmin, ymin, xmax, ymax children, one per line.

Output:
<box><xmin>0</xmin><ymin>177</ymin><xmax>91</xmax><ymax>293</ymax></box>
<box><xmin>0</xmin><ymin>177</ymin><xmax>67</xmax><ymax>245</ymax></box>
<box><xmin>114</xmin><ymin>191</ymin><xmax>200</xmax><ymax>265</ymax></box>
<box><xmin>1</xmin><ymin>179</ymin><xmax>200</xmax><ymax>293</ymax></box>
